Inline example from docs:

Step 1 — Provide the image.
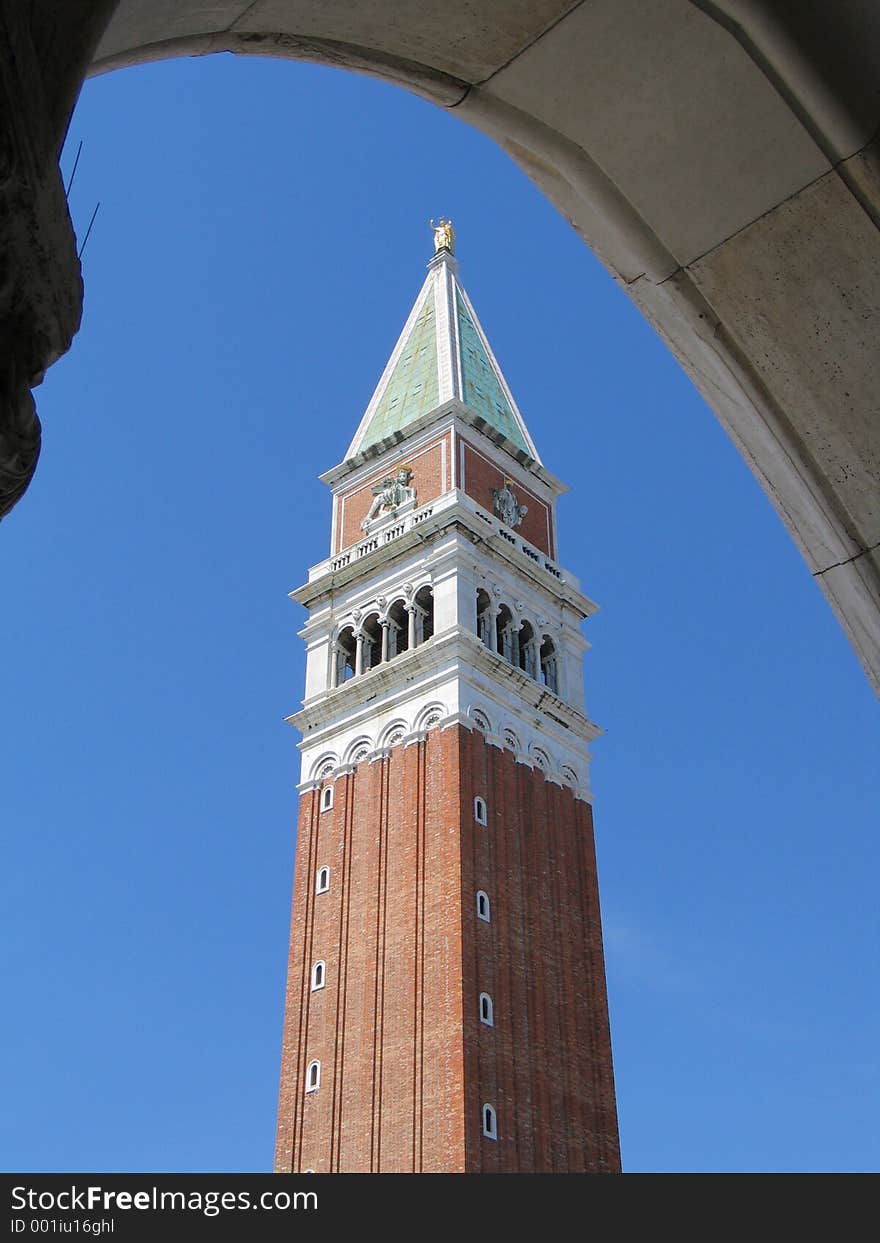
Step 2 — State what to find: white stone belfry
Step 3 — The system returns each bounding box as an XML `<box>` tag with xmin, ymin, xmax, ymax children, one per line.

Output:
<box><xmin>289</xmin><ymin>233</ymin><xmax>601</xmax><ymax>802</ymax></box>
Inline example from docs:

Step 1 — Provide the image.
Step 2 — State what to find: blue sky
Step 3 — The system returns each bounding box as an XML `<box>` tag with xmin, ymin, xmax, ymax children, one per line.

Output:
<box><xmin>2</xmin><ymin>54</ymin><xmax>877</xmax><ymax>1174</ymax></box>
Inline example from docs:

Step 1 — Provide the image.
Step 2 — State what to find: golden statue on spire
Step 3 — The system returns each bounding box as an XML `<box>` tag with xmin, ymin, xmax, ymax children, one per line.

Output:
<box><xmin>430</xmin><ymin>218</ymin><xmax>455</xmax><ymax>254</ymax></box>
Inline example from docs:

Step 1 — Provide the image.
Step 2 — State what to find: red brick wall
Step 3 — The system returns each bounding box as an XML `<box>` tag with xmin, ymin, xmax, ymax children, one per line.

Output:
<box><xmin>275</xmin><ymin>726</ymin><xmax>466</xmax><ymax>1173</ymax></box>
<box><xmin>459</xmin><ymin>439</ymin><xmax>554</xmax><ymax>557</ymax></box>
<box><xmin>335</xmin><ymin>434</ymin><xmax>451</xmax><ymax>554</ymax></box>
<box><xmin>275</xmin><ymin>726</ymin><xmax>619</xmax><ymax>1173</ymax></box>
<box><xmin>458</xmin><ymin>728</ymin><xmax>620</xmax><ymax>1173</ymax></box>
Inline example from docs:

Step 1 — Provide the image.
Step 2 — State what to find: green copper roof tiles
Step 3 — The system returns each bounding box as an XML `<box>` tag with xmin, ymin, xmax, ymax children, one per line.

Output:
<box><xmin>456</xmin><ymin>289</ymin><xmax>529</xmax><ymax>453</ymax></box>
<box><xmin>360</xmin><ymin>289</ymin><xmax>439</xmax><ymax>449</ymax></box>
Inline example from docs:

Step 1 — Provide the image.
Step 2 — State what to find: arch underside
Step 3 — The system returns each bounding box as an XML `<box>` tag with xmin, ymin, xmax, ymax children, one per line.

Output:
<box><xmin>9</xmin><ymin>0</ymin><xmax>880</xmax><ymax>691</ymax></box>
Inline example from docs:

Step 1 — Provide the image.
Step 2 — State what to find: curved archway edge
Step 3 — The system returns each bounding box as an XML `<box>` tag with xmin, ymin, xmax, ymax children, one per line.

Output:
<box><xmin>3</xmin><ymin>0</ymin><xmax>879</xmax><ymax>693</ymax></box>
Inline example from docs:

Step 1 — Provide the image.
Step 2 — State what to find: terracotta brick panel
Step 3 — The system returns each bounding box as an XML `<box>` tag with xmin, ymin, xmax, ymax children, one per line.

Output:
<box><xmin>335</xmin><ymin>434</ymin><xmax>450</xmax><ymax>553</ymax></box>
<box><xmin>459</xmin><ymin>440</ymin><xmax>554</xmax><ymax>557</ymax></box>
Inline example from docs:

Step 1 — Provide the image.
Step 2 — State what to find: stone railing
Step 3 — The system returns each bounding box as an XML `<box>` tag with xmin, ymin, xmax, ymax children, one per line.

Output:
<box><xmin>310</xmin><ymin>489</ymin><xmax>572</xmax><ymax>586</ymax></box>
<box><xmin>457</xmin><ymin>492</ymin><xmax>569</xmax><ymax>584</ymax></box>
<box><xmin>312</xmin><ymin>496</ymin><xmax>449</xmax><ymax>580</ymax></box>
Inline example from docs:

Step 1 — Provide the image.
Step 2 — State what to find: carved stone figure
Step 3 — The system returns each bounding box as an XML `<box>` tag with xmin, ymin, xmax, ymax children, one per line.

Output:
<box><xmin>361</xmin><ymin>466</ymin><xmax>416</xmax><ymax>529</ymax></box>
<box><xmin>492</xmin><ymin>480</ymin><xmax>528</xmax><ymax>529</ymax></box>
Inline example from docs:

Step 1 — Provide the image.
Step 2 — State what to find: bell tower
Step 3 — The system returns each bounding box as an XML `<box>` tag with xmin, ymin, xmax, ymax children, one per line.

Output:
<box><xmin>274</xmin><ymin>225</ymin><xmax>621</xmax><ymax>1174</ymax></box>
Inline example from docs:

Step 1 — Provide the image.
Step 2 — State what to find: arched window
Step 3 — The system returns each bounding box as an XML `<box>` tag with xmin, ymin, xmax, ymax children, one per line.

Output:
<box><xmin>476</xmin><ymin>588</ymin><xmax>493</xmax><ymax>647</ymax></box>
<box><xmin>413</xmin><ymin>585</ymin><xmax>434</xmax><ymax>646</ymax></box>
<box><xmin>474</xmin><ymin>796</ymin><xmax>488</xmax><ymax>826</ymax></box>
<box><xmin>320</xmin><ymin>784</ymin><xmax>334</xmax><ymax>812</ymax></box>
<box><xmin>311</xmin><ymin>961</ymin><xmax>325</xmax><ymax>991</ymax></box>
<box><xmin>540</xmin><ymin>634</ymin><xmax>559</xmax><ymax>695</ymax></box>
<box><xmin>361</xmin><ymin>613</ymin><xmax>382</xmax><ymax>670</ymax></box>
<box><xmin>482</xmin><ymin>1103</ymin><xmax>497</xmax><ymax>1140</ymax></box>
<box><xmin>479</xmin><ymin>992</ymin><xmax>494</xmax><ymax>1026</ymax></box>
<box><xmin>517</xmin><ymin>619</ymin><xmax>538</xmax><ymax>679</ymax></box>
<box><xmin>476</xmin><ymin>890</ymin><xmax>491</xmax><ymax>923</ymax></box>
<box><xmin>305</xmin><ymin>1060</ymin><xmax>321</xmax><ymax>1094</ymax></box>
<box><xmin>334</xmin><ymin>626</ymin><xmax>357</xmax><ymax>685</ymax></box>
<box><xmin>387</xmin><ymin>598</ymin><xmax>409</xmax><ymax>658</ymax></box>
<box><xmin>495</xmin><ymin>604</ymin><xmax>515</xmax><ymax>663</ymax></box>
<box><xmin>315</xmin><ymin>866</ymin><xmax>330</xmax><ymax>895</ymax></box>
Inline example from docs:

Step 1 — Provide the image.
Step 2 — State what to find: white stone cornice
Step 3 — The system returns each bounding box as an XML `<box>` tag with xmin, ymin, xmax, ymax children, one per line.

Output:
<box><xmin>295</xmin><ymin>494</ymin><xmax>595</xmax><ymax>617</ymax></box>
<box><xmin>321</xmin><ymin>404</ymin><xmax>565</xmax><ymax>497</ymax></box>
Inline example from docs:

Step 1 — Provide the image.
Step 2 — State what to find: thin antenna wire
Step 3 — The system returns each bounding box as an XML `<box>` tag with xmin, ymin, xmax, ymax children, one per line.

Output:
<box><xmin>78</xmin><ymin>202</ymin><xmax>100</xmax><ymax>259</ymax></box>
<box><xmin>65</xmin><ymin>141</ymin><xmax>83</xmax><ymax>200</ymax></box>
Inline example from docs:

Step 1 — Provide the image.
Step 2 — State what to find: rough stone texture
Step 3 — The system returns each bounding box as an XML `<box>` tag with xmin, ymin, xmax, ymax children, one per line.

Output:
<box><xmin>0</xmin><ymin>2</ymin><xmax>84</xmax><ymax>518</ymax></box>
<box><xmin>689</xmin><ymin>172</ymin><xmax>880</xmax><ymax>553</ymax></box>
<box><xmin>274</xmin><ymin>724</ymin><xmax>620</xmax><ymax>1173</ymax></box>
<box><xmin>481</xmin><ymin>0</ymin><xmax>830</xmax><ymax>270</ymax></box>
<box><xmin>91</xmin><ymin>0</ymin><xmax>576</xmax><ymax>86</ymax></box>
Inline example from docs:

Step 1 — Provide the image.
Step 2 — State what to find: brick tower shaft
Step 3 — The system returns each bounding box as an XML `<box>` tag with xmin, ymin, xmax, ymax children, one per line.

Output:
<box><xmin>275</xmin><ymin>724</ymin><xmax>619</xmax><ymax>1172</ymax></box>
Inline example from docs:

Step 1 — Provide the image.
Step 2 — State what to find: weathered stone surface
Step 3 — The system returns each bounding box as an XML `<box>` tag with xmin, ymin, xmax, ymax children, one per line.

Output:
<box><xmin>0</xmin><ymin>2</ymin><xmax>84</xmax><ymax>519</ymax></box>
<box><xmin>689</xmin><ymin>171</ymin><xmax>880</xmax><ymax>554</ymax></box>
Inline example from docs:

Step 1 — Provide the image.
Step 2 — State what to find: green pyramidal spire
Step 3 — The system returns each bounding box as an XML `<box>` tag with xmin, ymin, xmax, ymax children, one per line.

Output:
<box><xmin>346</xmin><ymin>227</ymin><xmax>539</xmax><ymax>462</ymax></box>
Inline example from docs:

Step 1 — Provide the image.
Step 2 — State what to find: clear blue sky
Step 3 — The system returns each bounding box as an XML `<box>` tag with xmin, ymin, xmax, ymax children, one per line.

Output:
<box><xmin>3</xmin><ymin>54</ymin><xmax>877</xmax><ymax>1174</ymax></box>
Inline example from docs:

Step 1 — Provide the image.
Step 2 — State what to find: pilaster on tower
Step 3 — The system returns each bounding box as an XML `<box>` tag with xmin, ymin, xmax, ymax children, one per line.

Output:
<box><xmin>275</xmin><ymin>225</ymin><xmax>620</xmax><ymax>1174</ymax></box>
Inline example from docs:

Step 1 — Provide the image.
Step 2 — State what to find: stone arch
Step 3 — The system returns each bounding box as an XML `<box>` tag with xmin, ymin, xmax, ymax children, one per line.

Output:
<box><xmin>539</xmin><ymin>633</ymin><xmax>560</xmax><ymax>695</ymax></box>
<box><xmin>415</xmin><ymin>702</ymin><xmax>446</xmax><ymax>732</ymax></box>
<box><xmin>476</xmin><ymin>587</ymin><xmax>493</xmax><ymax>646</ymax></box>
<box><xmin>379</xmin><ymin>720</ymin><xmax>408</xmax><ymax>749</ymax></box>
<box><xmin>360</xmin><ymin>611</ymin><xmax>382</xmax><ymax>671</ymax></box>
<box><xmin>344</xmin><ymin>736</ymin><xmax>373</xmax><ymax>765</ymax></box>
<box><xmin>517</xmin><ymin>618</ymin><xmax>538</xmax><ymax>679</ymax></box>
<box><xmin>33</xmin><ymin>3</ymin><xmax>871</xmax><ymax>693</ymax></box>
<box><xmin>529</xmin><ymin>745</ymin><xmax>552</xmax><ymax>772</ymax></box>
<box><xmin>469</xmin><ymin>706</ymin><xmax>492</xmax><ymax>734</ymax></box>
<box><xmin>333</xmin><ymin>624</ymin><xmax>357</xmax><ymax>686</ymax></box>
<box><xmin>495</xmin><ymin>604</ymin><xmax>516</xmax><ymax>664</ymax></box>
<box><xmin>386</xmin><ymin>598</ymin><xmax>410</xmax><ymax>658</ymax></box>
<box><xmin>413</xmin><ymin>585</ymin><xmax>434</xmax><ymax>645</ymax></box>
<box><xmin>311</xmin><ymin>752</ymin><xmax>339</xmax><ymax>781</ymax></box>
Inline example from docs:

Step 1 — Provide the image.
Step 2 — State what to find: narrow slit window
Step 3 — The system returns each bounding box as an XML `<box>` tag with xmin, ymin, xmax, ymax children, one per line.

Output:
<box><xmin>482</xmin><ymin>1103</ymin><xmax>497</xmax><ymax>1140</ymax></box>
<box><xmin>474</xmin><ymin>796</ymin><xmax>488</xmax><ymax>826</ymax></box>
<box><xmin>311</xmin><ymin>961</ymin><xmax>325</xmax><ymax>991</ymax></box>
<box><xmin>315</xmin><ymin>866</ymin><xmax>330</xmax><ymax>895</ymax></box>
<box><xmin>477</xmin><ymin>890</ymin><xmax>490</xmax><ymax>923</ymax></box>
<box><xmin>320</xmin><ymin>785</ymin><xmax>334</xmax><ymax>813</ymax></box>
<box><xmin>306</xmin><ymin>1060</ymin><xmax>321</xmax><ymax>1094</ymax></box>
<box><xmin>479</xmin><ymin>992</ymin><xmax>494</xmax><ymax>1026</ymax></box>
